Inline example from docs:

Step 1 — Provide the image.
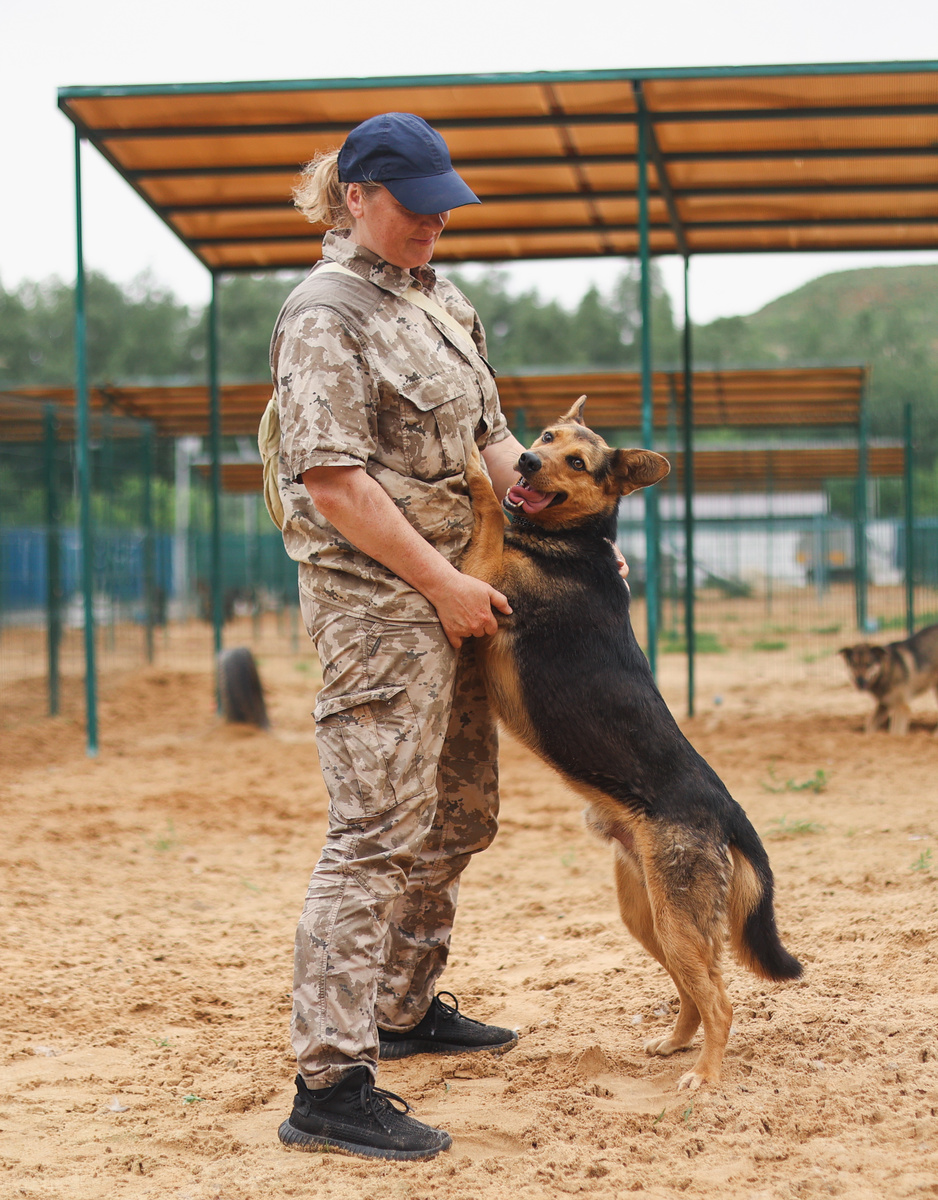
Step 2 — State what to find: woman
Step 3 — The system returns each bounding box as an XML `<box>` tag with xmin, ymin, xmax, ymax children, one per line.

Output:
<box><xmin>271</xmin><ymin>112</ymin><xmax>527</xmax><ymax>1161</ymax></box>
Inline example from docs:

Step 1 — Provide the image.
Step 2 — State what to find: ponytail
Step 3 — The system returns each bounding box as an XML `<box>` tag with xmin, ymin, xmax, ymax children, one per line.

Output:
<box><xmin>293</xmin><ymin>149</ymin><xmax>382</xmax><ymax>230</ymax></box>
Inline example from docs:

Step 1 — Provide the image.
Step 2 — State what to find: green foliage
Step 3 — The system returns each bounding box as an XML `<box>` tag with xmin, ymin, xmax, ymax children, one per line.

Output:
<box><xmin>911</xmin><ymin>849</ymin><xmax>933</xmax><ymax>873</ymax></box>
<box><xmin>753</xmin><ymin>639</ymin><xmax>788</xmax><ymax>651</ymax></box>
<box><xmin>0</xmin><ymin>271</ymin><xmax>204</xmax><ymax>385</ymax></box>
<box><xmin>763</xmin><ymin>767</ymin><xmax>829</xmax><ymax>795</ymax></box>
<box><xmin>5</xmin><ymin>260</ymin><xmax>938</xmax><ymax>475</ymax></box>
<box><xmin>700</xmin><ymin>264</ymin><xmax>938</xmax><ymax>465</ymax></box>
<box><xmin>764</xmin><ymin>815</ymin><xmax>827</xmax><ymax>838</ymax></box>
<box><xmin>660</xmin><ymin>630</ymin><xmax>724</xmax><ymax>653</ymax></box>
<box><xmin>449</xmin><ymin>263</ymin><xmax>680</xmax><ymax>372</ymax></box>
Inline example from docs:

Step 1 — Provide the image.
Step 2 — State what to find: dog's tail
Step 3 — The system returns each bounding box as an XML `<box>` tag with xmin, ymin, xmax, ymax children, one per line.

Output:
<box><xmin>727</xmin><ymin>816</ymin><xmax>803</xmax><ymax>982</ymax></box>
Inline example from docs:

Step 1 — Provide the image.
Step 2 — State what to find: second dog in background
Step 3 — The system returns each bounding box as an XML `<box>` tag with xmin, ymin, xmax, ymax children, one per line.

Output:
<box><xmin>839</xmin><ymin>623</ymin><xmax>938</xmax><ymax>735</ymax></box>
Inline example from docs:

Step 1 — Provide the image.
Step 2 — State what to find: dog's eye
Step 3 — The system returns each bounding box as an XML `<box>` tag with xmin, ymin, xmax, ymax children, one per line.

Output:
<box><xmin>541</xmin><ymin>431</ymin><xmax>554</xmax><ymax>443</ymax></box>
<box><xmin>568</xmin><ymin>456</ymin><xmax>586</xmax><ymax>471</ymax></box>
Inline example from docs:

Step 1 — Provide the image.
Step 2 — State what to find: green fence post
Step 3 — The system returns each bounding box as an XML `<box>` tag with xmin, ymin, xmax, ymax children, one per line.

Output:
<box><xmin>73</xmin><ymin>128</ymin><xmax>98</xmax><ymax>755</ymax></box>
<box><xmin>638</xmin><ymin>108</ymin><xmax>658</xmax><ymax>676</ymax></box>
<box><xmin>143</xmin><ymin>423</ymin><xmax>155</xmax><ymax>662</ymax></box>
<box><xmin>514</xmin><ymin>406</ymin><xmax>528</xmax><ymax>449</ymax></box>
<box><xmin>682</xmin><ymin>257</ymin><xmax>695</xmax><ymax>717</ymax></box>
<box><xmin>208</xmin><ymin>272</ymin><xmax>224</xmax><ymax>675</ymax></box>
<box><xmin>904</xmin><ymin>402</ymin><xmax>914</xmax><ymax>637</ymax></box>
<box><xmin>44</xmin><ymin>404</ymin><xmax>62</xmax><ymax>716</ymax></box>
<box><xmin>854</xmin><ymin>380</ymin><xmax>870</xmax><ymax>632</ymax></box>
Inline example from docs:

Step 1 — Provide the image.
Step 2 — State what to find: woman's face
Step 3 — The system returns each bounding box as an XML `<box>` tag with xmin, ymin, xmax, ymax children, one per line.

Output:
<box><xmin>346</xmin><ymin>184</ymin><xmax>449</xmax><ymax>269</ymax></box>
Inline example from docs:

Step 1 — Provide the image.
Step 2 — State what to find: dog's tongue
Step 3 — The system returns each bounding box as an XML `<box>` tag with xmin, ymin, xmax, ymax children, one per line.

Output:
<box><xmin>507</xmin><ymin>480</ymin><xmax>555</xmax><ymax>514</ymax></box>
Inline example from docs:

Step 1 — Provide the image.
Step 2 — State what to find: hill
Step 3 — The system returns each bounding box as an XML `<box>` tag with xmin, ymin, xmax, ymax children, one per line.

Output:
<box><xmin>694</xmin><ymin>265</ymin><xmax>938</xmax><ymax>462</ymax></box>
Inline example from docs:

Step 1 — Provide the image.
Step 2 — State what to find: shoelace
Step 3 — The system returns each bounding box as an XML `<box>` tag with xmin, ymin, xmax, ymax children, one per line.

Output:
<box><xmin>433</xmin><ymin>991</ymin><xmax>485</xmax><ymax>1026</ymax></box>
<box><xmin>359</xmin><ymin>1078</ymin><xmax>412</xmax><ymax>1132</ymax></box>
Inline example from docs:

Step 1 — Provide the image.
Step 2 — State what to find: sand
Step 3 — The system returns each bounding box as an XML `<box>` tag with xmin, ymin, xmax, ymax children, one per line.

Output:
<box><xmin>2</xmin><ymin>615</ymin><xmax>938</xmax><ymax>1199</ymax></box>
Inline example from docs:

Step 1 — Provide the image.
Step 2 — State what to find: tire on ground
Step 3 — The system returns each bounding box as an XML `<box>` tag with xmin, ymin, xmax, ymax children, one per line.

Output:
<box><xmin>218</xmin><ymin>646</ymin><xmax>269</xmax><ymax>729</ymax></box>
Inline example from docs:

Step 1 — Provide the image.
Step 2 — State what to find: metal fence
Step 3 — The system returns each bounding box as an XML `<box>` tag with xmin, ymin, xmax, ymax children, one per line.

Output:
<box><xmin>0</xmin><ymin>396</ymin><xmax>299</xmax><ymax>729</ymax></box>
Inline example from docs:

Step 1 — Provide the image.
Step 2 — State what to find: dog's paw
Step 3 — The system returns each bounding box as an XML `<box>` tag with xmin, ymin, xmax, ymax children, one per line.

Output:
<box><xmin>464</xmin><ymin>444</ymin><xmax>484</xmax><ymax>479</ymax></box>
<box><xmin>643</xmin><ymin>1034</ymin><xmax>693</xmax><ymax>1058</ymax></box>
<box><xmin>676</xmin><ymin>1068</ymin><xmax>713</xmax><ymax>1092</ymax></box>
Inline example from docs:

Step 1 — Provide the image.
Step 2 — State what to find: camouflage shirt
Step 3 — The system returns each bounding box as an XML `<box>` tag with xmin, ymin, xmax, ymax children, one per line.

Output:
<box><xmin>270</xmin><ymin>230</ymin><xmax>509</xmax><ymax>622</ymax></box>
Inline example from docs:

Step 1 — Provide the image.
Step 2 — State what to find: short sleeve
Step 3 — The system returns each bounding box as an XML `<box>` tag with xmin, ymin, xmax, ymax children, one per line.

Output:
<box><xmin>273</xmin><ymin>308</ymin><xmax>377</xmax><ymax>480</ymax></box>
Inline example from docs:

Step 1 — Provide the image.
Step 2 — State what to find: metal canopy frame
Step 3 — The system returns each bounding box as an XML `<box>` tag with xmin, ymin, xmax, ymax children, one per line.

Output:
<box><xmin>56</xmin><ymin>60</ymin><xmax>938</xmax><ymax>750</ymax></box>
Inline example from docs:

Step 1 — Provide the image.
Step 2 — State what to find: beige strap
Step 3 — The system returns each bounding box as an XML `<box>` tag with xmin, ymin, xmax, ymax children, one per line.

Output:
<box><xmin>316</xmin><ymin>260</ymin><xmax>478</xmax><ymax>360</ymax></box>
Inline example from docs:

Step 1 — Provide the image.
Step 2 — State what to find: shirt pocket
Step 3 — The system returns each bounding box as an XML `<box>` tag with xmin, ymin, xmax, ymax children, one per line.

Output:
<box><xmin>312</xmin><ymin>684</ymin><xmax>428</xmax><ymax>824</ymax></box>
<box><xmin>398</xmin><ymin>373</ymin><xmax>473</xmax><ymax>482</ymax></box>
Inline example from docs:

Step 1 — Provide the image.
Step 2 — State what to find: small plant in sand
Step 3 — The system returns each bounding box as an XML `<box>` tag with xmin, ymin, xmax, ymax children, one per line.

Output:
<box><xmin>149</xmin><ymin>820</ymin><xmax>177</xmax><ymax>853</ymax></box>
<box><xmin>764</xmin><ymin>815</ymin><xmax>827</xmax><ymax>839</ymax></box>
<box><xmin>911</xmin><ymin>849</ymin><xmax>933</xmax><ymax>873</ymax></box>
<box><xmin>182</xmin><ymin>1094</ymin><xmax>205</xmax><ymax>1105</ymax></box>
<box><xmin>763</xmin><ymin>765</ymin><xmax>828</xmax><ymax>795</ymax></box>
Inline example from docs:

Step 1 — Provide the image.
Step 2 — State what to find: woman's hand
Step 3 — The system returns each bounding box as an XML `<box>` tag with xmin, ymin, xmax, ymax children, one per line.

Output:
<box><xmin>609</xmin><ymin>540</ymin><xmax>630</xmax><ymax>580</ymax></box>
<box><xmin>423</xmin><ymin>571</ymin><xmax>512</xmax><ymax>650</ymax></box>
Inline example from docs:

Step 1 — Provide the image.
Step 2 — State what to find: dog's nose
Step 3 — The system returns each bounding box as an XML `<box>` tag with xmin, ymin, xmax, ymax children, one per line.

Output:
<box><xmin>518</xmin><ymin>451</ymin><xmax>542</xmax><ymax>476</ymax></box>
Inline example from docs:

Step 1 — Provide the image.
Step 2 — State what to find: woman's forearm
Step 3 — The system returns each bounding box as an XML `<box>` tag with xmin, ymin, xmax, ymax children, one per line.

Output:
<box><xmin>301</xmin><ymin>465</ymin><xmax>510</xmax><ymax>647</ymax></box>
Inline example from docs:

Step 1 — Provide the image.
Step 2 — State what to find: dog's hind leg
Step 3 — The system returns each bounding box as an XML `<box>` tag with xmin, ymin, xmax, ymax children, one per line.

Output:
<box><xmin>888</xmin><ymin>701</ymin><xmax>911</xmax><ymax>736</ymax></box>
<box><xmin>613</xmin><ymin>845</ymin><xmax>702</xmax><ymax>1058</ymax></box>
<box><xmin>640</xmin><ymin>837</ymin><xmax>734</xmax><ymax>1091</ymax></box>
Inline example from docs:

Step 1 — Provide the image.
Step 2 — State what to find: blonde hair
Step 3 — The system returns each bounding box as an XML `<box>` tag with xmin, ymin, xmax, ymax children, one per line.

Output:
<box><xmin>293</xmin><ymin>149</ymin><xmax>381</xmax><ymax>230</ymax></box>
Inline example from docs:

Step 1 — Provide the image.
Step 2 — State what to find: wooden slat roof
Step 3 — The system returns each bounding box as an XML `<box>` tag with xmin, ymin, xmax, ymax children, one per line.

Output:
<box><xmin>57</xmin><ymin>63</ymin><xmax>938</xmax><ymax>270</ymax></box>
<box><xmin>199</xmin><ymin>443</ymin><xmax>904</xmax><ymax>495</ymax></box>
<box><xmin>3</xmin><ymin>366</ymin><xmax>866</xmax><ymax>440</ymax></box>
<box><xmin>661</xmin><ymin>443</ymin><xmax>904</xmax><ymax>491</ymax></box>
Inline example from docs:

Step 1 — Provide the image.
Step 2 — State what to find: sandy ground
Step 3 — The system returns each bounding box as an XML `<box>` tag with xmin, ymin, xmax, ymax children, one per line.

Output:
<box><xmin>2</xmin><ymin>615</ymin><xmax>938</xmax><ymax>1200</ymax></box>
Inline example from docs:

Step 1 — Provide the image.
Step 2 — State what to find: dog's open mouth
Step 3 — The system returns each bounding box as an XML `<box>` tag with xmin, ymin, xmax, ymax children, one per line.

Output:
<box><xmin>504</xmin><ymin>477</ymin><xmax>565</xmax><ymax>515</ymax></box>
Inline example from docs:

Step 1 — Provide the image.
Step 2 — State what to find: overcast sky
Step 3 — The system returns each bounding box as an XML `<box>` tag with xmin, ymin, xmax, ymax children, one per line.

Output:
<box><xmin>4</xmin><ymin>0</ymin><xmax>938</xmax><ymax>325</ymax></box>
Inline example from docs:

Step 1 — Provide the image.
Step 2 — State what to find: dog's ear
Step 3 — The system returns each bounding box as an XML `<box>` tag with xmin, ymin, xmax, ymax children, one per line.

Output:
<box><xmin>561</xmin><ymin>395</ymin><xmax>588</xmax><ymax>425</ymax></box>
<box><xmin>838</xmin><ymin>646</ymin><xmax>852</xmax><ymax>660</ymax></box>
<box><xmin>611</xmin><ymin>448</ymin><xmax>670</xmax><ymax>494</ymax></box>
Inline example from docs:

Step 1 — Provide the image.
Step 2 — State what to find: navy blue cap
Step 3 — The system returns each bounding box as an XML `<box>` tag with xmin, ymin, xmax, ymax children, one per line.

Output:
<box><xmin>337</xmin><ymin>112</ymin><xmax>480</xmax><ymax>215</ymax></box>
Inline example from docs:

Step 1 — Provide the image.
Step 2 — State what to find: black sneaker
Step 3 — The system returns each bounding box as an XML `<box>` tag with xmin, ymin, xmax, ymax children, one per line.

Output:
<box><xmin>378</xmin><ymin>992</ymin><xmax>519</xmax><ymax>1060</ymax></box>
<box><xmin>277</xmin><ymin>1066</ymin><xmax>451</xmax><ymax>1161</ymax></box>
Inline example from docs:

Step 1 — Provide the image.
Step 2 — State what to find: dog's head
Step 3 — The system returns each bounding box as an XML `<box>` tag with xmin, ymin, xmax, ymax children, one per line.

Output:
<box><xmin>838</xmin><ymin>643</ymin><xmax>887</xmax><ymax>690</ymax></box>
<box><xmin>503</xmin><ymin>396</ymin><xmax>670</xmax><ymax>530</ymax></box>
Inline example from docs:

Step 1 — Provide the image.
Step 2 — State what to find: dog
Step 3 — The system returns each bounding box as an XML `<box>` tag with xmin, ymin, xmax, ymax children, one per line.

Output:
<box><xmin>462</xmin><ymin>397</ymin><xmax>802</xmax><ymax>1091</ymax></box>
<box><xmin>839</xmin><ymin>624</ymin><xmax>938</xmax><ymax>735</ymax></box>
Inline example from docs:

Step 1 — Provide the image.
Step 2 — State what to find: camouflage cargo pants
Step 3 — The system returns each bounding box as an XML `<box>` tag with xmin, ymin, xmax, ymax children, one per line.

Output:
<box><xmin>293</xmin><ymin>593</ymin><xmax>499</xmax><ymax>1086</ymax></box>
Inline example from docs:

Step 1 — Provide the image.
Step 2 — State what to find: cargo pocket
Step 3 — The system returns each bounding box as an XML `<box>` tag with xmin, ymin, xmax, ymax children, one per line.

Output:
<box><xmin>399</xmin><ymin>373</ymin><xmax>472</xmax><ymax>481</ymax></box>
<box><xmin>312</xmin><ymin>684</ymin><xmax>426</xmax><ymax>825</ymax></box>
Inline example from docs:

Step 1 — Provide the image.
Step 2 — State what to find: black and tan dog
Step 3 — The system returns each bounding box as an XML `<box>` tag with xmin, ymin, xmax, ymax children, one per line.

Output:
<box><xmin>463</xmin><ymin>398</ymin><xmax>802</xmax><ymax>1091</ymax></box>
<box><xmin>839</xmin><ymin>623</ymin><xmax>938</xmax><ymax>735</ymax></box>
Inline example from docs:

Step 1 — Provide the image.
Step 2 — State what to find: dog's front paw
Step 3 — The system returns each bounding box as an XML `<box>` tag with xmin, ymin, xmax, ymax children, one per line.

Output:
<box><xmin>464</xmin><ymin>443</ymin><xmax>485</xmax><ymax>482</ymax></box>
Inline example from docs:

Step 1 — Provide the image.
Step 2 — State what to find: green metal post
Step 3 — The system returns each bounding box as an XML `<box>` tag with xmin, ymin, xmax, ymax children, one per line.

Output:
<box><xmin>143</xmin><ymin>423</ymin><xmax>155</xmax><ymax>663</ymax></box>
<box><xmin>638</xmin><ymin>109</ymin><xmax>658</xmax><ymax>675</ymax></box>
<box><xmin>854</xmin><ymin>381</ymin><xmax>870</xmax><ymax>632</ymax></box>
<box><xmin>73</xmin><ymin>129</ymin><xmax>98</xmax><ymax>755</ymax></box>
<box><xmin>766</xmin><ymin>458</ymin><xmax>774</xmax><ymax>618</ymax></box>
<box><xmin>43</xmin><ymin>404</ymin><xmax>62</xmax><ymax>716</ymax></box>
<box><xmin>904</xmin><ymin>402</ymin><xmax>914</xmax><ymax>637</ymax></box>
<box><xmin>208</xmin><ymin>273</ymin><xmax>224</xmax><ymax>667</ymax></box>
<box><xmin>682</xmin><ymin>257</ymin><xmax>695</xmax><ymax>717</ymax></box>
<box><xmin>514</xmin><ymin>407</ymin><xmax>528</xmax><ymax>449</ymax></box>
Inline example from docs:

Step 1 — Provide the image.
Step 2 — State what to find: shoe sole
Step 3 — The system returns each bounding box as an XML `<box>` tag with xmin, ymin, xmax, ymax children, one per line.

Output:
<box><xmin>378</xmin><ymin>1033</ymin><xmax>519</xmax><ymax>1061</ymax></box>
<box><xmin>278</xmin><ymin>1119</ymin><xmax>451</xmax><ymax>1161</ymax></box>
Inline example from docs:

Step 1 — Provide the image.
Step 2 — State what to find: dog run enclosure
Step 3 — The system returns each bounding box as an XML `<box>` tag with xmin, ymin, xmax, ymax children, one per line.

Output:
<box><xmin>5</xmin><ymin>365</ymin><xmax>923</xmax><ymax>740</ymax></box>
<box><xmin>53</xmin><ymin>60</ymin><xmax>938</xmax><ymax>749</ymax></box>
